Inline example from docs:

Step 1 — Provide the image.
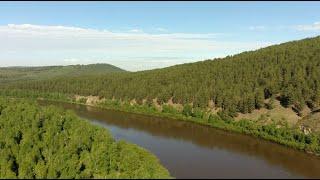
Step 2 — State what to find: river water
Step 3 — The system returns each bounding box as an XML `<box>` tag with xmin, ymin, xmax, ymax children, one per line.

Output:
<box><xmin>38</xmin><ymin>100</ymin><xmax>320</xmax><ymax>179</ymax></box>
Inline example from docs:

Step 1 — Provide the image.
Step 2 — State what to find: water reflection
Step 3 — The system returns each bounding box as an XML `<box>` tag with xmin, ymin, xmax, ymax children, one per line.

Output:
<box><xmin>39</xmin><ymin>101</ymin><xmax>320</xmax><ymax>179</ymax></box>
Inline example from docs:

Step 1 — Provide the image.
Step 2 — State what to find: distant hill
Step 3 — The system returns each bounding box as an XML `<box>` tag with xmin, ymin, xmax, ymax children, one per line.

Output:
<box><xmin>0</xmin><ymin>63</ymin><xmax>125</xmax><ymax>83</ymax></box>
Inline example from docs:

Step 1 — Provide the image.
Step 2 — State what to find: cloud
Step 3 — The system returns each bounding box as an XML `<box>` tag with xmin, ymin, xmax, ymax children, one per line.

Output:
<box><xmin>0</xmin><ymin>24</ymin><xmax>272</xmax><ymax>71</ymax></box>
<box><xmin>128</xmin><ymin>29</ymin><xmax>143</xmax><ymax>33</ymax></box>
<box><xmin>249</xmin><ymin>26</ymin><xmax>266</xmax><ymax>31</ymax></box>
<box><xmin>295</xmin><ymin>22</ymin><xmax>320</xmax><ymax>31</ymax></box>
<box><xmin>248</xmin><ymin>22</ymin><xmax>320</xmax><ymax>32</ymax></box>
<box><xmin>63</xmin><ymin>58</ymin><xmax>80</xmax><ymax>63</ymax></box>
<box><xmin>155</xmin><ymin>27</ymin><xmax>168</xmax><ymax>32</ymax></box>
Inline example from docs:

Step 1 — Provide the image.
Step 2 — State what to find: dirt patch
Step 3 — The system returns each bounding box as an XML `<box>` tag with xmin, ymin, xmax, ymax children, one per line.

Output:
<box><xmin>152</xmin><ymin>98</ymin><xmax>162</xmax><ymax>111</ymax></box>
<box><xmin>235</xmin><ymin>99</ymin><xmax>302</xmax><ymax>126</ymax></box>
<box><xmin>301</xmin><ymin>106</ymin><xmax>312</xmax><ymax>117</ymax></box>
<box><xmin>130</xmin><ymin>99</ymin><xmax>137</xmax><ymax>106</ymax></box>
<box><xmin>74</xmin><ymin>95</ymin><xmax>84</xmax><ymax>102</ymax></box>
<box><xmin>208</xmin><ymin>100</ymin><xmax>215</xmax><ymax>109</ymax></box>
<box><xmin>297</xmin><ymin>112</ymin><xmax>320</xmax><ymax>133</ymax></box>
<box><xmin>164</xmin><ymin>97</ymin><xmax>183</xmax><ymax>111</ymax></box>
<box><xmin>74</xmin><ymin>95</ymin><xmax>103</xmax><ymax>106</ymax></box>
<box><xmin>86</xmin><ymin>96</ymin><xmax>101</xmax><ymax>106</ymax></box>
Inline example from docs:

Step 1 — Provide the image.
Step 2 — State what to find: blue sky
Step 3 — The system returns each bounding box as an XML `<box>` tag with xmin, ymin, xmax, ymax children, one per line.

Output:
<box><xmin>0</xmin><ymin>2</ymin><xmax>320</xmax><ymax>71</ymax></box>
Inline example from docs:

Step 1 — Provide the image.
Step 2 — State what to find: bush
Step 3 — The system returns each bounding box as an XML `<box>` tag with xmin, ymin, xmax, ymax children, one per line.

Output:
<box><xmin>192</xmin><ymin>108</ymin><xmax>205</xmax><ymax>118</ymax></box>
<box><xmin>217</xmin><ymin>110</ymin><xmax>233</xmax><ymax>123</ymax></box>
<box><xmin>182</xmin><ymin>104</ymin><xmax>193</xmax><ymax>117</ymax></box>
<box><xmin>162</xmin><ymin>105</ymin><xmax>179</xmax><ymax>114</ymax></box>
<box><xmin>78</xmin><ymin>97</ymin><xmax>87</xmax><ymax>104</ymax></box>
<box><xmin>208</xmin><ymin>114</ymin><xmax>221</xmax><ymax>124</ymax></box>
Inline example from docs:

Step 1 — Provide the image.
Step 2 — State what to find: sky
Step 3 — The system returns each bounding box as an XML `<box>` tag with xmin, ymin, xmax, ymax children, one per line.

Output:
<box><xmin>0</xmin><ymin>1</ymin><xmax>320</xmax><ymax>71</ymax></box>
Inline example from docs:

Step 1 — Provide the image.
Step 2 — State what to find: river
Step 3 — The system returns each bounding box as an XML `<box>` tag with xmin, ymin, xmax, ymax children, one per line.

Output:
<box><xmin>38</xmin><ymin>100</ymin><xmax>320</xmax><ymax>179</ymax></box>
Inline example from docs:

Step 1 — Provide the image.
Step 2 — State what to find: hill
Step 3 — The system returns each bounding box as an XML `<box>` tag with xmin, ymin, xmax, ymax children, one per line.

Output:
<box><xmin>0</xmin><ymin>63</ymin><xmax>125</xmax><ymax>83</ymax></box>
<box><xmin>4</xmin><ymin>36</ymin><xmax>320</xmax><ymax>116</ymax></box>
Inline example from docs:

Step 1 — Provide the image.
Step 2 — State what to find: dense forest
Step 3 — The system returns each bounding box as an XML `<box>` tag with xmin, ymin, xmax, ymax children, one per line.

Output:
<box><xmin>3</xmin><ymin>36</ymin><xmax>320</xmax><ymax>117</ymax></box>
<box><xmin>0</xmin><ymin>97</ymin><xmax>170</xmax><ymax>179</ymax></box>
<box><xmin>0</xmin><ymin>63</ymin><xmax>125</xmax><ymax>83</ymax></box>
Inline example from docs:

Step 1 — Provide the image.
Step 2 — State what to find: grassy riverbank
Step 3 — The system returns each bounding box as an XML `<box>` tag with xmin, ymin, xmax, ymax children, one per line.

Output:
<box><xmin>90</xmin><ymin>99</ymin><xmax>320</xmax><ymax>156</ymax></box>
<box><xmin>1</xmin><ymin>89</ymin><xmax>319</xmax><ymax>156</ymax></box>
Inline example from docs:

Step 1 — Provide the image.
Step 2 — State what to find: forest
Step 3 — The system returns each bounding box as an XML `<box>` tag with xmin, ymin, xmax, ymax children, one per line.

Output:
<box><xmin>0</xmin><ymin>63</ymin><xmax>125</xmax><ymax>83</ymax></box>
<box><xmin>2</xmin><ymin>36</ymin><xmax>320</xmax><ymax>118</ymax></box>
<box><xmin>0</xmin><ymin>97</ymin><xmax>170</xmax><ymax>179</ymax></box>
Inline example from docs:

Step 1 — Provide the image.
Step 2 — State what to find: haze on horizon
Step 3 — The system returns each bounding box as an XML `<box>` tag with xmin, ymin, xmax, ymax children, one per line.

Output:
<box><xmin>1</xmin><ymin>1</ymin><xmax>320</xmax><ymax>71</ymax></box>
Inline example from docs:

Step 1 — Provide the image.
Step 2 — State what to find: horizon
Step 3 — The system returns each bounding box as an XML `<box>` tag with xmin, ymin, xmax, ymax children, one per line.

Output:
<box><xmin>1</xmin><ymin>2</ymin><xmax>320</xmax><ymax>71</ymax></box>
<box><xmin>1</xmin><ymin>34</ymin><xmax>318</xmax><ymax>72</ymax></box>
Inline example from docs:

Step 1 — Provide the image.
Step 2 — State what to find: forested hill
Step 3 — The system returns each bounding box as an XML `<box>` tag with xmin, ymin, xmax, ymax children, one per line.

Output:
<box><xmin>3</xmin><ymin>36</ymin><xmax>320</xmax><ymax>117</ymax></box>
<box><xmin>0</xmin><ymin>63</ymin><xmax>125</xmax><ymax>83</ymax></box>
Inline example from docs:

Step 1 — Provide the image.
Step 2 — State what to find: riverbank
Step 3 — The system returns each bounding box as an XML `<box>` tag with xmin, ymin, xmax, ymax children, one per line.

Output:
<box><xmin>42</xmin><ymin>97</ymin><xmax>320</xmax><ymax>157</ymax></box>
<box><xmin>40</xmin><ymin>99</ymin><xmax>320</xmax><ymax>156</ymax></box>
<box><xmin>38</xmin><ymin>99</ymin><xmax>320</xmax><ymax>179</ymax></box>
<box><xmin>0</xmin><ymin>89</ymin><xmax>319</xmax><ymax>156</ymax></box>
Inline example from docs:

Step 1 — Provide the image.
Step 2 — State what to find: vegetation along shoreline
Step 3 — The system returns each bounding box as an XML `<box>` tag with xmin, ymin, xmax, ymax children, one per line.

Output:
<box><xmin>1</xmin><ymin>90</ymin><xmax>319</xmax><ymax>157</ymax></box>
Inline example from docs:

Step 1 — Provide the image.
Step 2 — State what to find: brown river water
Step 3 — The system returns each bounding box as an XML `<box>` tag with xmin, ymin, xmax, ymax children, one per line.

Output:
<box><xmin>38</xmin><ymin>100</ymin><xmax>320</xmax><ymax>179</ymax></box>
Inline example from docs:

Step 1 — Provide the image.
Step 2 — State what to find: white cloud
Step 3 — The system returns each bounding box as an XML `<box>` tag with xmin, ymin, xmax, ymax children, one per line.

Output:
<box><xmin>249</xmin><ymin>26</ymin><xmax>266</xmax><ymax>31</ymax></box>
<box><xmin>155</xmin><ymin>27</ymin><xmax>168</xmax><ymax>32</ymax></box>
<box><xmin>63</xmin><ymin>58</ymin><xmax>80</xmax><ymax>63</ymax></box>
<box><xmin>0</xmin><ymin>24</ymin><xmax>272</xmax><ymax>71</ymax></box>
<box><xmin>295</xmin><ymin>22</ymin><xmax>320</xmax><ymax>31</ymax></box>
<box><xmin>248</xmin><ymin>22</ymin><xmax>320</xmax><ymax>32</ymax></box>
<box><xmin>128</xmin><ymin>29</ymin><xmax>143</xmax><ymax>33</ymax></box>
